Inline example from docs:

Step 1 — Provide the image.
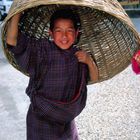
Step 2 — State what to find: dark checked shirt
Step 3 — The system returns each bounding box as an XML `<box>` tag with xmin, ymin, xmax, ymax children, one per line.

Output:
<box><xmin>8</xmin><ymin>32</ymin><xmax>89</xmax><ymax>140</ymax></box>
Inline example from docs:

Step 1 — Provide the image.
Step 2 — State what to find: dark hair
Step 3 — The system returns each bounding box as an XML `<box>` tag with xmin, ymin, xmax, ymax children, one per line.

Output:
<box><xmin>49</xmin><ymin>9</ymin><xmax>81</xmax><ymax>31</ymax></box>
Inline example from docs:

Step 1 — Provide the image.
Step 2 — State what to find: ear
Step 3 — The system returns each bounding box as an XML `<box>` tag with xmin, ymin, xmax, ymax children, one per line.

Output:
<box><xmin>74</xmin><ymin>29</ymin><xmax>81</xmax><ymax>44</ymax></box>
<box><xmin>49</xmin><ymin>29</ymin><xmax>53</xmax><ymax>37</ymax></box>
<box><xmin>49</xmin><ymin>29</ymin><xmax>54</xmax><ymax>41</ymax></box>
<box><xmin>76</xmin><ymin>29</ymin><xmax>79</xmax><ymax>38</ymax></box>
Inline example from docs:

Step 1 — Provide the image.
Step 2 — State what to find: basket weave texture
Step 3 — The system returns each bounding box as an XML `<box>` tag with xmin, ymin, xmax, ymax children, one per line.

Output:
<box><xmin>1</xmin><ymin>0</ymin><xmax>140</xmax><ymax>84</ymax></box>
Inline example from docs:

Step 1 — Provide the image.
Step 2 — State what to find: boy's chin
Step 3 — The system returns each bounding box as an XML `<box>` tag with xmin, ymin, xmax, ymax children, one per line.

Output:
<box><xmin>56</xmin><ymin>44</ymin><xmax>72</xmax><ymax>50</ymax></box>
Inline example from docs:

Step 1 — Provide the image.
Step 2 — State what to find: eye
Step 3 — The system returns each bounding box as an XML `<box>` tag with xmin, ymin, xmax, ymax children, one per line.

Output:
<box><xmin>54</xmin><ymin>28</ymin><xmax>61</xmax><ymax>32</ymax></box>
<box><xmin>67</xmin><ymin>29</ymin><xmax>75</xmax><ymax>32</ymax></box>
<box><xmin>55</xmin><ymin>30</ymin><xmax>61</xmax><ymax>32</ymax></box>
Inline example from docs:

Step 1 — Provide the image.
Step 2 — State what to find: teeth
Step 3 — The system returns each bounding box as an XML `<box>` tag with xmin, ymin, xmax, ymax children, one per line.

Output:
<box><xmin>61</xmin><ymin>40</ymin><xmax>67</xmax><ymax>44</ymax></box>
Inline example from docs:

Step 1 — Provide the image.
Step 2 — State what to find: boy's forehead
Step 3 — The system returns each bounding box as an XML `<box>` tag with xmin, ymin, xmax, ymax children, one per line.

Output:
<box><xmin>54</xmin><ymin>18</ymin><xmax>74</xmax><ymax>25</ymax></box>
<box><xmin>53</xmin><ymin>19</ymin><xmax>75</xmax><ymax>29</ymax></box>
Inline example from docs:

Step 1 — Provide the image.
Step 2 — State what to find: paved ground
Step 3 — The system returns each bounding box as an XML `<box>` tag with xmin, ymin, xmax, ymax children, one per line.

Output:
<box><xmin>0</xmin><ymin>18</ymin><xmax>140</xmax><ymax>140</ymax></box>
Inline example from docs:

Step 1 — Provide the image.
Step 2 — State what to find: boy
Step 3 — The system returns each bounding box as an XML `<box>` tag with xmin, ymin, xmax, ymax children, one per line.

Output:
<box><xmin>6</xmin><ymin>9</ymin><xmax>98</xmax><ymax>140</ymax></box>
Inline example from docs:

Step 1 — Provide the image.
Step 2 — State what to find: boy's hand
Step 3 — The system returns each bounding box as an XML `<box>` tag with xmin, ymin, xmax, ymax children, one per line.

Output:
<box><xmin>75</xmin><ymin>50</ymin><xmax>92</xmax><ymax>65</ymax></box>
<box><xmin>75</xmin><ymin>50</ymin><xmax>98</xmax><ymax>82</ymax></box>
<box><xmin>13</xmin><ymin>12</ymin><xmax>21</xmax><ymax>19</ymax></box>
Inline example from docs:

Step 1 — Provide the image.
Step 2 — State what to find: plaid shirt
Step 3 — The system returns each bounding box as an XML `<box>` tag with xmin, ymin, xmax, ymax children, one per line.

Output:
<box><xmin>8</xmin><ymin>32</ymin><xmax>88</xmax><ymax>140</ymax></box>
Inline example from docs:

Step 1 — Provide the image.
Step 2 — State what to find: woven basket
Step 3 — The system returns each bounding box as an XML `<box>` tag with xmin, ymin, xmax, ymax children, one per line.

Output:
<box><xmin>1</xmin><ymin>0</ymin><xmax>140</xmax><ymax>84</ymax></box>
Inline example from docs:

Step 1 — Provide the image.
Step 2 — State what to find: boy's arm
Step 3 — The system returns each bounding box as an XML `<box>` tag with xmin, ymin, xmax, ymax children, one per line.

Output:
<box><xmin>75</xmin><ymin>51</ymin><xmax>99</xmax><ymax>82</ymax></box>
<box><xmin>6</xmin><ymin>13</ymin><xmax>21</xmax><ymax>46</ymax></box>
<box><xmin>86</xmin><ymin>58</ymin><xmax>98</xmax><ymax>82</ymax></box>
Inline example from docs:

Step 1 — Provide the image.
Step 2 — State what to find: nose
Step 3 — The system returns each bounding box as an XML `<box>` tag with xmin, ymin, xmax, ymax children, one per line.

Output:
<box><xmin>62</xmin><ymin>31</ymin><xmax>67</xmax><ymax>39</ymax></box>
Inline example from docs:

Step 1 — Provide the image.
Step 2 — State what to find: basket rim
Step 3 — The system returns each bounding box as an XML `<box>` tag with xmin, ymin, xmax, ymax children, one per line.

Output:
<box><xmin>3</xmin><ymin>1</ymin><xmax>140</xmax><ymax>44</ymax></box>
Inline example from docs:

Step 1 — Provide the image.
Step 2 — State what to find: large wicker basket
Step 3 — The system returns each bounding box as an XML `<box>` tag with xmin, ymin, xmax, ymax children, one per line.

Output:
<box><xmin>1</xmin><ymin>0</ymin><xmax>140</xmax><ymax>84</ymax></box>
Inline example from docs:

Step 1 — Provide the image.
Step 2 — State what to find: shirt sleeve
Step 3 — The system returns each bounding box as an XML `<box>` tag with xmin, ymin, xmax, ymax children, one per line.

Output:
<box><xmin>131</xmin><ymin>50</ymin><xmax>140</xmax><ymax>74</ymax></box>
<box><xmin>7</xmin><ymin>32</ymin><xmax>40</xmax><ymax>75</ymax></box>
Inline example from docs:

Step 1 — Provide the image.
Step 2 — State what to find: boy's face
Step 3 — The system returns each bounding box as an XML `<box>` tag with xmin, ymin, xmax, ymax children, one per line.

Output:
<box><xmin>49</xmin><ymin>18</ymin><xmax>79</xmax><ymax>50</ymax></box>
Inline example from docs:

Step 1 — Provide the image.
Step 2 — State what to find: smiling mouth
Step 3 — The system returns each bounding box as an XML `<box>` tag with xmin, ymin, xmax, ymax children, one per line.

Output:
<box><xmin>61</xmin><ymin>40</ymin><xmax>68</xmax><ymax>44</ymax></box>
